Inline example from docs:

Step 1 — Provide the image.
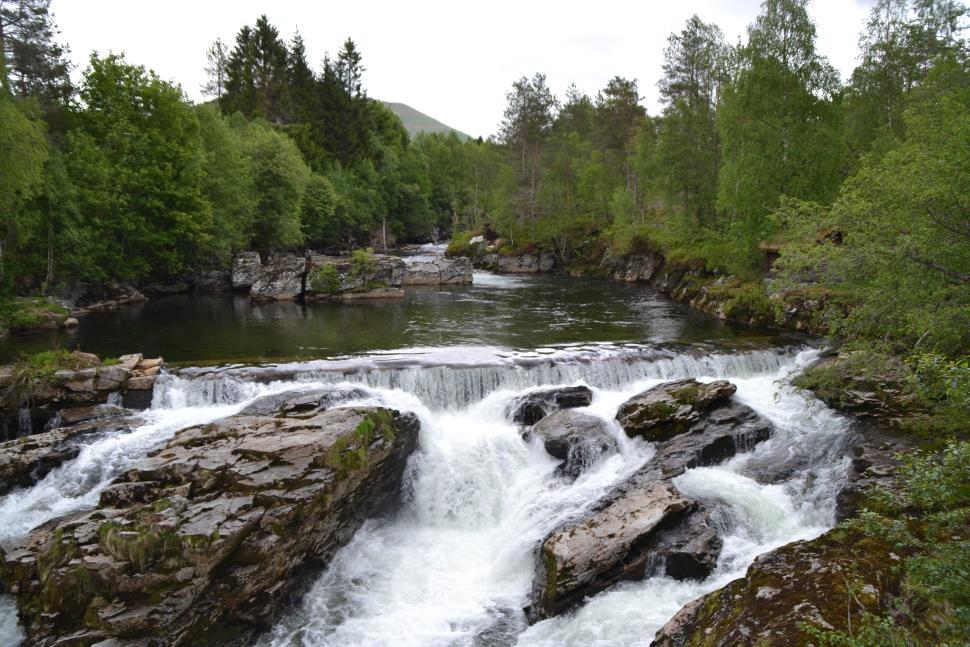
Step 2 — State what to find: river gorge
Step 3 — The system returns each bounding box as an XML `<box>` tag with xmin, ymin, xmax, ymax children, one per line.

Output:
<box><xmin>0</xmin><ymin>249</ymin><xmax>854</xmax><ymax>646</ymax></box>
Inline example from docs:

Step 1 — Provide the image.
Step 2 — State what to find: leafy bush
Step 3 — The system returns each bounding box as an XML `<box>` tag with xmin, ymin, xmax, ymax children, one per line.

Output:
<box><xmin>350</xmin><ymin>248</ymin><xmax>377</xmax><ymax>279</ymax></box>
<box><xmin>309</xmin><ymin>263</ymin><xmax>341</xmax><ymax>294</ymax></box>
<box><xmin>816</xmin><ymin>442</ymin><xmax>970</xmax><ymax>645</ymax></box>
<box><xmin>446</xmin><ymin>231</ymin><xmax>479</xmax><ymax>257</ymax></box>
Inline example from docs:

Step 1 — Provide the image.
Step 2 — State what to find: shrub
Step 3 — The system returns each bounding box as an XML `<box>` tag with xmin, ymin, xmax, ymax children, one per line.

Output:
<box><xmin>309</xmin><ymin>263</ymin><xmax>341</xmax><ymax>294</ymax></box>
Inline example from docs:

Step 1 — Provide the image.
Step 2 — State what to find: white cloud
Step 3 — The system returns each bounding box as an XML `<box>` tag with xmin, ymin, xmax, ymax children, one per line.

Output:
<box><xmin>51</xmin><ymin>0</ymin><xmax>873</xmax><ymax>138</ymax></box>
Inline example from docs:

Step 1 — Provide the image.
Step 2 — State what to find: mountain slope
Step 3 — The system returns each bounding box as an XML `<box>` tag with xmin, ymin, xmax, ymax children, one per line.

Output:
<box><xmin>383</xmin><ymin>101</ymin><xmax>471</xmax><ymax>140</ymax></box>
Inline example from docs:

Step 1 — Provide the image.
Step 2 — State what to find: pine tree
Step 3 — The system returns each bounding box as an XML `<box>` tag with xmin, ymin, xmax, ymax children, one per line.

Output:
<box><xmin>201</xmin><ymin>38</ymin><xmax>228</xmax><ymax>100</ymax></box>
<box><xmin>656</xmin><ymin>15</ymin><xmax>727</xmax><ymax>225</ymax></box>
<box><xmin>0</xmin><ymin>0</ymin><xmax>72</xmax><ymax>109</ymax></box>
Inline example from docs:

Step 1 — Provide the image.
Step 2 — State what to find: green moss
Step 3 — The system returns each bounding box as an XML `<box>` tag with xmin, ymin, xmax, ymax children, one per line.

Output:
<box><xmin>0</xmin><ymin>297</ymin><xmax>69</xmax><ymax>333</ymax></box>
<box><xmin>98</xmin><ymin>522</ymin><xmax>184</xmax><ymax>573</ymax></box>
<box><xmin>324</xmin><ymin>410</ymin><xmax>397</xmax><ymax>478</ymax></box>
<box><xmin>2</xmin><ymin>349</ymin><xmax>98</xmax><ymax>408</ymax></box>
<box><xmin>671</xmin><ymin>386</ymin><xmax>700</xmax><ymax>404</ymax></box>
<box><xmin>445</xmin><ymin>231</ymin><xmax>479</xmax><ymax>257</ymax></box>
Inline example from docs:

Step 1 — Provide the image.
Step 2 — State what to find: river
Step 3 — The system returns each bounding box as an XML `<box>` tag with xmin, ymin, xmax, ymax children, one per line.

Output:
<box><xmin>0</xmin><ymin>256</ymin><xmax>850</xmax><ymax>646</ymax></box>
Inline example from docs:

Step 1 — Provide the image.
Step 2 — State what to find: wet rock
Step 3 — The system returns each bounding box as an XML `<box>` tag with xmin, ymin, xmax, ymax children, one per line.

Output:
<box><xmin>250</xmin><ymin>253</ymin><xmax>307</xmax><ymax>301</ymax></box>
<box><xmin>527</xmin><ymin>389</ymin><xmax>772</xmax><ymax>622</ymax></box>
<box><xmin>642</xmin><ymin>505</ymin><xmax>723</xmax><ymax>580</ymax></box>
<box><xmin>480</xmin><ymin>252</ymin><xmax>555</xmax><ymax>274</ymax></box>
<box><xmin>74</xmin><ymin>282</ymin><xmax>146</xmax><ymax>311</ymax></box>
<box><xmin>509</xmin><ymin>386</ymin><xmax>593</xmax><ymax>425</ymax></box>
<box><xmin>231</xmin><ymin>251</ymin><xmax>262</xmax><ymax>290</ymax></box>
<box><xmin>63</xmin><ymin>317</ymin><xmax>79</xmax><ymax>328</ymax></box>
<box><xmin>600</xmin><ymin>252</ymin><xmax>664</xmax><ymax>282</ymax></box>
<box><xmin>193</xmin><ymin>269</ymin><xmax>232</xmax><ymax>292</ymax></box>
<box><xmin>0</xmin><ymin>403</ymin><xmax>420</xmax><ymax>646</ymax></box>
<box><xmin>616</xmin><ymin>378</ymin><xmax>737</xmax><ymax>441</ymax></box>
<box><xmin>651</xmin><ymin>530</ymin><xmax>897</xmax><ymax>647</ymax></box>
<box><xmin>0</xmin><ymin>413</ymin><xmax>134</xmax><ymax>495</ymax></box>
<box><xmin>531</xmin><ymin>410</ymin><xmax>617</xmax><ymax>478</ymax></box>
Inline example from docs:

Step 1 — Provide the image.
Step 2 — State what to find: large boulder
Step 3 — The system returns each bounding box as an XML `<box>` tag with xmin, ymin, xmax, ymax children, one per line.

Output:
<box><xmin>531</xmin><ymin>410</ymin><xmax>617</xmax><ymax>478</ymax></box>
<box><xmin>0</xmin><ymin>403</ymin><xmax>420</xmax><ymax>646</ymax></box>
<box><xmin>250</xmin><ymin>254</ymin><xmax>307</xmax><ymax>301</ymax></box>
<box><xmin>231</xmin><ymin>251</ymin><xmax>262</xmax><ymax>290</ymax></box>
<box><xmin>651</xmin><ymin>529</ymin><xmax>897</xmax><ymax>647</ymax></box>
<box><xmin>509</xmin><ymin>385</ymin><xmax>594</xmax><ymax>425</ymax></box>
<box><xmin>616</xmin><ymin>378</ymin><xmax>737</xmax><ymax>441</ymax></box>
<box><xmin>527</xmin><ymin>389</ymin><xmax>773</xmax><ymax>622</ymax></box>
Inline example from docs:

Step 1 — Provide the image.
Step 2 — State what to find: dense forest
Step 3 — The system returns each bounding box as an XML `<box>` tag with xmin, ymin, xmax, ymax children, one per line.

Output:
<box><xmin>0</xmin><ymin>0</ymin><xmax>967</xmax><ymax>359</ymax></box>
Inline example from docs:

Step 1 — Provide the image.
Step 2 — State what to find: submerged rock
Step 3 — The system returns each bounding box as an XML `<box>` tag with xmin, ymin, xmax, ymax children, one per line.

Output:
<box><xmin>531</xmin><ymin>410</ymin><xmax>617</xmax><ymax>478</ymax></box>
<box><xmin>0</xmin><ymin>403</ymin><xmax>420</xmax><ymax>646</ymax></box>
<box><xmin>509</xmin><ymin>385</ymin><xmax>594</xmax><ymax>425</ymax></box>
<box><xmin>527</xmin><ymin>385</ymin><xmax>772</xmax><ymax>622</ymax></box>
<box><xmin>616</xmin><ymin>378</ymin><xmax>737</xmax><ymax>441</ymax></box>
<box><xmin>480</xmin><ymin>252</ymin><xmax>555</xmax><ymax>274</ymax></box>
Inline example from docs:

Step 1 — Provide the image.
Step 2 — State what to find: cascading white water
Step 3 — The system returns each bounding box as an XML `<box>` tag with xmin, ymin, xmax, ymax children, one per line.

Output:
<box><xmin>0</xmin><ymin>345</ymin><xmax>849</xmax><ymax>647</ymax></box>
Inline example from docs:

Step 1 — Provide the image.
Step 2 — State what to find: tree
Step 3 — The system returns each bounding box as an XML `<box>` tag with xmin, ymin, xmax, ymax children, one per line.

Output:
<box><xmin>0</xmin><ymin>93</ymin><xmax>47</xmax><ymax>280</ymax></box>
<box><xmin>238</xmin><ymin>119</ymin><xmax>309</xmax><ymax>253</ymax></box>
<box><xmin>196</xmin><ymin>106</ymin><xmax>254</xmax><ymax>263</ymax></box>
<box><xmin>335</xmin><ymin>38</ymin><xmax>365</xmax><ymax>97</ymax></box>
<box><xmin>66</xmin><ymin>54</ymin><xmax>210</xmax><ymax>281</ymax></box>
<box><xmin>717</xmin><ymin>0</ymin><xmax>844</xmax><ymax>266</ymax></box>
<box><xmin>222</xmin><ymin>16</ymin><xmax>289</xmax><ymax>123</ymax></box>
<box><xmin>656</xmin><ymin>15</ymin><xmax>726</xmax><ymax>226</ymax></box>
<box><xmin>200</xmin><ymin>38</ymin><xmax>229</xmax><ymax>100</ymax></box>
<box><xmin>844</xmin><ymin>0</ymin><xmax>967</xmax><ymax>161</ymax></box>
<box><xmin>498</xmin><ymin>73</ymin><xmax>558</xmax><ymax>242</ymax></box>
<box><xmin>0</xmin><ymin>0</ymin><xmax>71</xmax><ymax>115</ymax></box>
<box><xmin>773</xmin><ymin>57</ymin><xmax>970</xmax><ymax>354</ymax></box>
<box><xmin>286</xmin><ymin>31</ymin><xmax>315</xmax><ymax>122</ymax></box>
<box><xmin>301</xmin><ymin>174</ymin><xmax>339</xmax><ymax>248</ymax></box>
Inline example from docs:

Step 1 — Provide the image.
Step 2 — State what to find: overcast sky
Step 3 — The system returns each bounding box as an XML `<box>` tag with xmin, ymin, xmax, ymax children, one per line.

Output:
<box><xmin>51</xmin><ymin>0</ymin><xmax>875</xmax><ymax>139</ymax></box>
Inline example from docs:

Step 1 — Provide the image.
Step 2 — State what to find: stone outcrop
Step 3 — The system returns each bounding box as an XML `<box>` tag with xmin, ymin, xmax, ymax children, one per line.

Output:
<box><xmin>0</xmin><ymin>397</ymin><xmax>420</xmax><ymax>646</ymax></box>
<box><xmin>509</xmin><ymin>386</ymin><xmax>594</xmax><ymax>425</ymax></box>
<box><xmin>249</xmin><ymin>253</ymin><xmax>307</xmax><ymax>301</ymax></box>
<box><xmin>0</xmin><ymin>352</ymin><xmax>162</xmax><ymax>440</ymax></box>
<box><xmin>530</xmin><ymin>410</ymin><xmax>617</xmax><ymax>479</ymax></box>
<box><xmin>527</xmin><ymin>386</ymin><xmax>773</xmax><ymax>622</ymax></box>
<box><xmin>616</xmin><ymin>379</ymin><xmax>737</xmax><ymax>441</ymax></box>
<box><xmin>480</xmin><ymin>252</ymin><xmax>555</xmax><ymax>274</ymax></box>
<box><xmin>402</xmin><ymin>256</ymin><xmax>473</xmax><ymax>285</ymax></box>
<box><xmin>305</xmin><ymin>253</ymin><xmax>406</xmax><ymax>300</ymax></box>
<box><xmin>231</xmin><ymin>251</ymin><xmax>262</xmax><ymax>290</ymax></box>
<box><xmin>651</xmin><ymin>529</ymin><xmax>897</xmax><ymax>647</ymax></box>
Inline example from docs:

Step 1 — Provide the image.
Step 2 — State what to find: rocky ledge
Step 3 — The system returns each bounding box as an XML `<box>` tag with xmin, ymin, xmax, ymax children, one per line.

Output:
<box><xmin>0</xmin><ymin>393</ymin><xmax>420</xmax><ymax>646</ymax></box>
<box><xmin>232</xmin><ymin>251</ymin><xmax>473</xmax><ymax>301</ymax></box>
<box><xmin>0</xmin><ymin>352</ymin><xmax>163</xmax><ymax>440</ymax></box>
<box><xmin>526</xmin><ymin>379</ymin><xmax>773</xmax><ymax>622</ymax></box>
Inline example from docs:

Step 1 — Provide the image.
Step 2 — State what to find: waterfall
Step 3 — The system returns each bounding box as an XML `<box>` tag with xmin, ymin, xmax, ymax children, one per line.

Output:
<box><xmin>0</xmin><ymin>344</ymin><xmax>850</xmax><ymax>647</ymax></box>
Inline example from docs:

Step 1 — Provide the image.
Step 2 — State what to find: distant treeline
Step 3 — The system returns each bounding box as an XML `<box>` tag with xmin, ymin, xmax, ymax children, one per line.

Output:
<box><xmin>0</xmin><ymin>0</ymin><xmax>967</xmax><ymax>353</ymax></box>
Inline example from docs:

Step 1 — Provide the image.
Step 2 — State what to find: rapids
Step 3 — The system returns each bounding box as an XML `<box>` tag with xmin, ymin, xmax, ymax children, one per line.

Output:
<box><xmin>0</xmin><ymin>271</ymin><xmax>850</xmax><ymax>646</ymax></box>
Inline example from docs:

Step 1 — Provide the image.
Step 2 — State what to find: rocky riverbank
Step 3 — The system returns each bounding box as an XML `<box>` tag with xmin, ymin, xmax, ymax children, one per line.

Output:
<box><xmin>0</xmin><ymin>351</ymin><xmax>163</xmax><ymax>441</ymax></box>
<box><xmin>0</xmin><ymin>390</ymin><xmax>420</xmax><ymax>646</ymax></box>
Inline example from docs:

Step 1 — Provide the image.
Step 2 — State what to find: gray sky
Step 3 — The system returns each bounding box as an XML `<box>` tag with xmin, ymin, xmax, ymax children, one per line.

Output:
<box><xmin>51</xmin><ymin>0</ymin><xmax>874</xmax><ymax>139</ymax></box>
